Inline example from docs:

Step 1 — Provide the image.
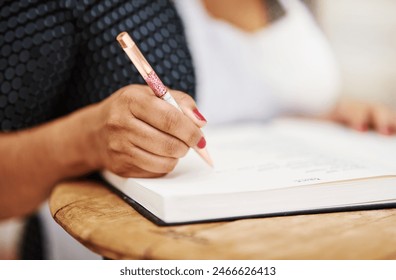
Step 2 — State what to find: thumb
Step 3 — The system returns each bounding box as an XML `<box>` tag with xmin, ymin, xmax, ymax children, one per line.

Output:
<box><xmin>170</xmin><ymin>90</ymin><xmax>207</xmax><ymax>128</ymax></box>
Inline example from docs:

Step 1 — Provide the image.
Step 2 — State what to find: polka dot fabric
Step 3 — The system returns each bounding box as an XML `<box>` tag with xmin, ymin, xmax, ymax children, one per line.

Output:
<box><xmin>0</xmin><ymin>0</ymin><xmax>196</xmax><ymax>131</ymax></box>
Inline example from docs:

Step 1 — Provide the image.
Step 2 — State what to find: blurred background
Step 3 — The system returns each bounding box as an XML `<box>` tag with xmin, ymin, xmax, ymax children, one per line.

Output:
<box><xmin>315</xmin><ymin>0</ymin><xmax>396</xmax><ymax>107</ymax></box>
<box><xmin>1</xmin><ymin>0</ymin><xmax>396</xmax><ymax>259</ymax></box>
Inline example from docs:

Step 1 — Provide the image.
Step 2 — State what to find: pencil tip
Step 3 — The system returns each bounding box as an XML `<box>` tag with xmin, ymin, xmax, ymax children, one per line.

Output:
<box><xmin>206</xmin><ymin>154</ymin><xmax>214</xmax><ymax>168</ymax></box>
<box><xmin>194</xmin><ymin>147</ymin><xmax>214</xmax><ymax>167</ymax></box>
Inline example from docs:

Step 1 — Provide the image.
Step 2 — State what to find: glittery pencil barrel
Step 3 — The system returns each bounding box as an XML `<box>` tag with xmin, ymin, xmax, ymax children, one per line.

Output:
<box><xmin>116</xmin><ymin>32</ymin><xmax>181</xmax><ymax>109</ymax></box>
<box><xmin>116</xmin><ymin>31</ymin><xmax>213</xmax><ymax>167</ymax></box>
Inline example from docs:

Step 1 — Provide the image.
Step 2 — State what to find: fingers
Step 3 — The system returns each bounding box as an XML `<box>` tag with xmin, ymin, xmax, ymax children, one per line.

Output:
<box><xmin>170</xmin><ymin>90</ymin><xmax>207</xmax><ymax>128</ymax></box>
<box><xmin>110</xmin><ymin>157</ymin><xmax>167</xmax><ymax>178</ymax></box>
<box><xmin>109</xmin><ymin>144</ymin><xmax>179</xmax><ymax>175</ymax></box>
<box><xmin>371</xmin><ymin>105</ymin><xmax>396</xmax><ymax>135</ymax></box>
<box><xmin>341</xmin><ymin>100</ymin><xmax>370</xmax><ymax>132</ymax></box>
<box><xmin>99</xmin><ymin>85</ymin><xmax>205</xmax><ymax>178</ymax></box>
<box><xmin>127</xmin><ymin>117</ymin><xmax>189</xmax><ymax>158</ymax></box>
<box><xmin>331</xmin><ymin>97</ymin><xmax>396</xmax><ymax>135</ymax></box>
<box><xmin>126</xmin><ymin>87</ymin><xmax>205</xmax><ymax>148</ymax></box>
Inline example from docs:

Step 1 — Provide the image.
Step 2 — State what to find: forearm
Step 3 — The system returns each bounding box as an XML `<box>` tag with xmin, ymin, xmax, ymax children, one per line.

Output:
<box><xmin>0</xmin><ymin>104</ymin><xmax>101</xmax><ymax>219</ymax></box>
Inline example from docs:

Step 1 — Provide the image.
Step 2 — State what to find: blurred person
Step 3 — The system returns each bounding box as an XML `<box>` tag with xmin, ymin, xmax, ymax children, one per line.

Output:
<box><xmin>1</xmin><ymin>0</ymin><xmax>395</xmax><ymax>259</ymax></box>
<box><xmin>175</xmin><ymin>0</ymin><xmax>396</xmax><ymax>133</ymax></box>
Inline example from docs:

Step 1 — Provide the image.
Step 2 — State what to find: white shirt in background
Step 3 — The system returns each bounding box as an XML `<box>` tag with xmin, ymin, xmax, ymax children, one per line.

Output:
<box><xmin>175</xmin><ymin>0</ymin><xmax>342</xmax><ymax>124</ymax></box>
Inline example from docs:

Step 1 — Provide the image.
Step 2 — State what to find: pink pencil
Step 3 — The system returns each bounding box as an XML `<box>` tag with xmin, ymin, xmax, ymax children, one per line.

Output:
<box><xmin>117</xmin><ymin>31</ymin><xmax>213</xmax><ymax>167</ymax></box>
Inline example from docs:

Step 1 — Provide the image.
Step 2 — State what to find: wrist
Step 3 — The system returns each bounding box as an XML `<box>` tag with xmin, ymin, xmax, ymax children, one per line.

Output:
<box><xmin>46</xmin><ymin>103</ymin><xmax>104</xmax><ymax>177</ymax></box>
<box><xmin>72</xmin><ymin>103</ymin><xmax>105</xmax><ymax>172</ymax></box>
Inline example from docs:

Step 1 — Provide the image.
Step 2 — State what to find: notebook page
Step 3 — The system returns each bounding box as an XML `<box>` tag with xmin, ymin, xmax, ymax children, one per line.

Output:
<box><xmin>124</xmin><ymin>118</ymin><xmax>396</xmax><ymax>196</ymax></box>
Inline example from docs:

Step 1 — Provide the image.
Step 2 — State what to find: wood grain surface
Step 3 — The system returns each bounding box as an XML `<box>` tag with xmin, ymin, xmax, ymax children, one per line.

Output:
<box><xmin>49</xmin><ymin>180</ymin><xmax>396</xmax><ymax>259</ymax></box>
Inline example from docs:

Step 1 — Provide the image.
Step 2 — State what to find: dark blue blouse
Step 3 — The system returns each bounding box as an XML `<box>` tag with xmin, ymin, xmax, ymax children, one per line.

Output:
<box><xmin>0</xmin><ymin>0</ymin><xmax>196</xmax><ymax>131</ymax></box>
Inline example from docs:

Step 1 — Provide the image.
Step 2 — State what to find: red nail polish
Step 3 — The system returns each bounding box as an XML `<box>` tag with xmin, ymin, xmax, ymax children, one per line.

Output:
<box><xmin>359</xmin><ymin>124</ymin><xmax>368</xmax><ymax>132</ymax></box>
<box><xmin>380</xmin><ymin>127</ymin><xmax>390</xmax><ymax>135</ymax></box>
<box><xmin>384</xmin><ymin>127</ymin><xmax>393</xmax><ymax>135</ymax></box>
<box><xmin>193</xmin><ymin>108</ymin><xmax>207</xmax><ymax>122</ymax></box>
<box><xmin>197</xmin><ymin>137</ymin><xmax>206</xmax><ymax>149</ymax></box>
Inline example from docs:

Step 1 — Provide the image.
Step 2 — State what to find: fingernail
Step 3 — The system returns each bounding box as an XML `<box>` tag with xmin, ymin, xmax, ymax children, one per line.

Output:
<box><xmin>197</xmin><ymin>137</ymin><xmax>206</xmax><ymax>149</ymax></box>
<box><xmin>384</xmin><ymin>127</ymin><xmax>393</xmax><ymax>135</ymax></box>
<box><xmin>193</xmin><ymin>108</ymin><xmax>207</xmax><ymax>122</ymax></box>
<box><xmin>358</xmin><ymin>124</ymin><xmax>368</xmax><ymax>132</ymax></box>
<box><xmin>380</xmin><ymin>127</ymin><xmax>391</xmax><ymax>135</ymax></box>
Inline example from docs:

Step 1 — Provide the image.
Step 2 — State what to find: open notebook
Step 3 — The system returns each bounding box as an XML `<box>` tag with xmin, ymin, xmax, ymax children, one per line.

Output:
<box><xmin>103</xmin><ymin>118</ymin><xmax>396</xmax><ymax>225</ymax></box>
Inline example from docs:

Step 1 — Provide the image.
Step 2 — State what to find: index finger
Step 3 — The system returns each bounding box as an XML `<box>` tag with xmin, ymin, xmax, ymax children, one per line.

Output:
<box><xmin>127</xmin><ymin>88</ymin><xmax>204</xmax><ymax>148</ymax></box>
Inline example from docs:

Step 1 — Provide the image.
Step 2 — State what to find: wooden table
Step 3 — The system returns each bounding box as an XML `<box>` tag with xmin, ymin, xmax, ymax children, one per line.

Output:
<box><xmin>49</xmin><ymin>180</ymin><xmax>396</xmax><ymax>259</ymax></box>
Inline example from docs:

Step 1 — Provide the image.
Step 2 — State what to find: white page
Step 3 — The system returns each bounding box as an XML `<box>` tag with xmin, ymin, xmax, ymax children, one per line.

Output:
<box><xmin>116</xmin><ymin>118</ymin><xmax>396</xmax><ymax>197</ymax></box>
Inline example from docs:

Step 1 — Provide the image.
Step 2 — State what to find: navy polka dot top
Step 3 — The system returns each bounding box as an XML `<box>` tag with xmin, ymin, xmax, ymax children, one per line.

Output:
<box><xmin>0</xmin><ymin>0</ymin><xmax>196</xmax><ymax>131</ymax></box>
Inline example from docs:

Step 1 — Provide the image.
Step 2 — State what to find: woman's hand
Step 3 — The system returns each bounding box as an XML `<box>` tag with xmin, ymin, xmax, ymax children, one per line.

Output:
<box><xmin>87</xmin><ymin>85</ymin><xmax>207</xmax><ymax>178</ymax></box>
<box><xmin>324</xmin><ymin>97</ymin><xmax>396</xmax><ymax>135</ymax></box>
<box><xmin>0</xmin><ymin>84</ymin><xmax>207</xmax><ymax>218</ymax></box>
